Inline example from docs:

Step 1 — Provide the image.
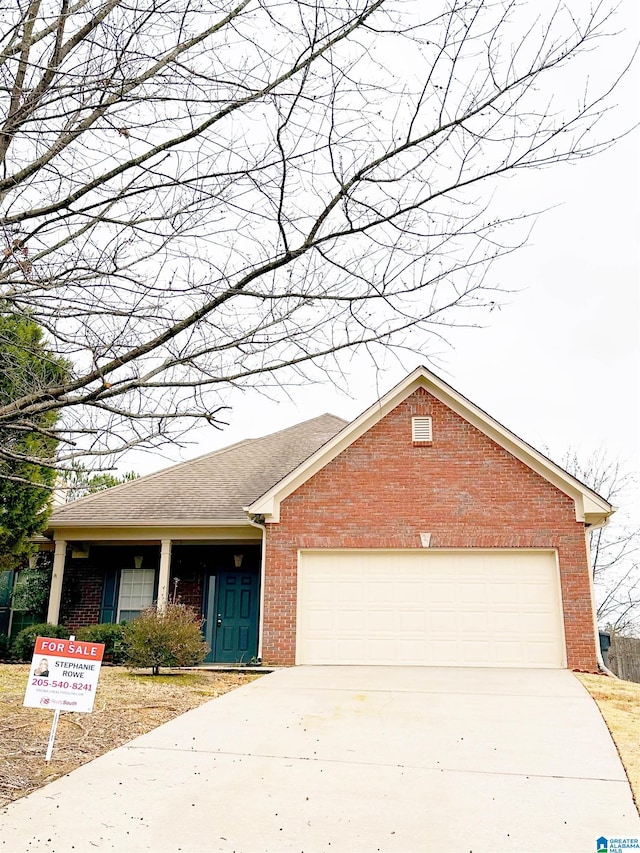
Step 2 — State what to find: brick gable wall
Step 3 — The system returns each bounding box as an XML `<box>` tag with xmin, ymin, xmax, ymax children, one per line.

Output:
<box><xmin>262</xmin><ymin>388</ymin><xmax>597</xmax><ymax>670</ymax></box>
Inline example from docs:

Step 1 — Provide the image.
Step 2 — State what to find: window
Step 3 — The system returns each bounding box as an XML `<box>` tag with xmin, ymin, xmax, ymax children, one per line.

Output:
<box><xmin>412</xmin><ymin>416</ymin><xmax>432</xmax><ymax>442</ymax></box>
<box><xmin>117</xmin><ymin>568</ymin><xmax>155</xmax><ymax>622</ymax></box>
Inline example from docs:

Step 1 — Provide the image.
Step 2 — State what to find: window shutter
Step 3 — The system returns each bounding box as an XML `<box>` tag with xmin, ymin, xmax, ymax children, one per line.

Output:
<box><xmin>100</xmin><ymin>567</ymin><xmax>120</xmax><ymax>624</ymax></box>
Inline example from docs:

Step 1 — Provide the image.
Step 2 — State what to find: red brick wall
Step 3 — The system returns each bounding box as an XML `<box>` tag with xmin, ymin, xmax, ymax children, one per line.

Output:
<box><xmin>62</xmin><ymin>564</ymin><xmax>103</xmax><ymax>631</ymax></box>
<box><xmin>170</xmin><ymin>572</ymin><xmax>203</xmax><ymax>611</ymax></box>
<box><xmin>262</xmin><ymin>389</ymin><xmax>597</xmax><ymax>670</ymax></box>
<box><xmin>61</xmin><ymin>563</ymin><xmax>205</xmax><ymax>630</ymax></box>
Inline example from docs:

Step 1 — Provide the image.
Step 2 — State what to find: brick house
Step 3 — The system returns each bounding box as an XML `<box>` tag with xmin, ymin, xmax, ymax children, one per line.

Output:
<box><xmin>43</xmin><ymin>367</ymin><xmax>612</xmax><ymax>670</ymax></box>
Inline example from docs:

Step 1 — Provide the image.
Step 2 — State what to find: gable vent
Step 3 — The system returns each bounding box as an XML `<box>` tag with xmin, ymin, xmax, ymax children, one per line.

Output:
<box><xmin>412</xmin><ymin>416</ymin><xmax>432</xmax><ymax>442</ymax></box>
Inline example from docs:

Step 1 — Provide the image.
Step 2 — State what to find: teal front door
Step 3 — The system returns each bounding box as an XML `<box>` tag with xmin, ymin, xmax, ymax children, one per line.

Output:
<box><xmin>204</xmin><ymin>572</ymin><xmax>259</xmax><ymax>663</ymax></box>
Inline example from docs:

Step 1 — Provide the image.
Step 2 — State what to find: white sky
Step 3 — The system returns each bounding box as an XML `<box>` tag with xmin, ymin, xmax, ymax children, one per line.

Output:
<box><xmin>125</xmin><ymin>2</ymin><xmax>639</xmax><ymax>520</ymax></box>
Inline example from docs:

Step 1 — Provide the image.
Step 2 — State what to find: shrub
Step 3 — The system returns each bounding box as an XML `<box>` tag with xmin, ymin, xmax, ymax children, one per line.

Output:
<box><xmin>123</xmin><ymin>604</ymin><xmax>208</xmax><ymax>675</ymax></box>
<box><xmin>76</xmin><ymin>623</ymin><xmax>127</xmax><ymax>664</ymax></box>
<box><xmin>0</xmin><ymin>633</ymin><xmax>11</xmax><ymax>661</ymax></box>
<box><xmin>11</xmin><ymin>560</ymin><xmax>52</xmax><ymax>621</ymax></box>
<box><xmin>12</xmin><ymin>622</ymin><xmax>69</xmax><ymax>661</ymax></box>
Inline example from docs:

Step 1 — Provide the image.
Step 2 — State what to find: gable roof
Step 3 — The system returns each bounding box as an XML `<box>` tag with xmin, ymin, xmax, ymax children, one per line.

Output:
<box><xmin>48</xmin><ymin>367</ymin><xmax>613</xmax><ymax>533</ymax></box>
<box><xmin>48</xmin><ymin>414</ymin><xmax>347</xmax><ymax>528</ymax></box>
<box><xmin>247</xmin><ymin>366</ymin><xmax>614</xmax><ymax>526</ymax></box>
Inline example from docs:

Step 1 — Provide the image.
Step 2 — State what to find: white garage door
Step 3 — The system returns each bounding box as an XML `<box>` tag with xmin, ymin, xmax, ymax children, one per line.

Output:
<box><xmin>296</xmin><ymin>550</ymin><xmax>565</xmax><ymax>667</ymax></box>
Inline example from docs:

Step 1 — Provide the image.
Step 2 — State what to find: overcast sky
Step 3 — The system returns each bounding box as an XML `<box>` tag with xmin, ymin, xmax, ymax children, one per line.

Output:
<box><xmin>126</xmin><ymin>2</ymin><xmax>639</xmax><ymax>519</ymax></box>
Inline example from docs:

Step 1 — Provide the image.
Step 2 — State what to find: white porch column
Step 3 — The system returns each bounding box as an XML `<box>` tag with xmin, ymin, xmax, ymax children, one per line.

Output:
<box><xmin>157</xmin><ymin>539</ymin><xmax>172</xmax><ymax>612</ymax></box>
<box><xmin>46</xmin><ymin>539</ymin><xmax>67</xmax><ymax>625</ymax></box>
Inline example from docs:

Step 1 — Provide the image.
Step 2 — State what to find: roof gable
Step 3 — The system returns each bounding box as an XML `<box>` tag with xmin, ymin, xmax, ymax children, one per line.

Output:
<box><xmin>247</xmin><ymin>367</ymin><xmax>613</xmax><ymax>525</ymax></box>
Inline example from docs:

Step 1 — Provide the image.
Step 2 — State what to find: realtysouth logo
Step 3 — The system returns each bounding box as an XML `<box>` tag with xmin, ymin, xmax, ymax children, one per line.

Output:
<box><xmin>597</xmin><ymin>840</ymin><xmax>608</xmax><ymax>853</ymax></box>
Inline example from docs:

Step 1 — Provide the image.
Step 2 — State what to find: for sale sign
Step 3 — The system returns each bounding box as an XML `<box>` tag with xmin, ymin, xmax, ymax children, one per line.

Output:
<box><xmin>24</xmin><ymin>637</ymin><xmax>105</xmax><ymax>714</ymax></box>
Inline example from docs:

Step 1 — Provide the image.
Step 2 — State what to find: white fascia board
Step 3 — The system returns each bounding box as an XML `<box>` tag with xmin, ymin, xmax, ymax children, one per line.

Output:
<box><xmin>425</xmin><ymin>376</ymin><xmax>613</xmax><ymax>523</ymax></box>
<box><xmin>49</xmin><ymin>521</ymin><xmax>261</xmax><ymax>542</ymax></box>
<box><xmin>248</xmin><ymin>366</ymin><xmax>613</xmax><ymax>525</ymax></box>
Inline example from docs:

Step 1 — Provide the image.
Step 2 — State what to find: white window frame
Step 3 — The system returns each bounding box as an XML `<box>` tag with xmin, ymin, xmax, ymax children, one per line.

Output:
<box><xmin>117</xmin><ymin>568</ymin><xmax>156</xmax><ymax>622</ymax></box>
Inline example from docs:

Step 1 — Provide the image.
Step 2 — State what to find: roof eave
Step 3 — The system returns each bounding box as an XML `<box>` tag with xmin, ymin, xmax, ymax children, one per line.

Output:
<box><xmin>45</xmin><ymin>517</ymin><xmax>253</xmax><ymax>533</ymax></box>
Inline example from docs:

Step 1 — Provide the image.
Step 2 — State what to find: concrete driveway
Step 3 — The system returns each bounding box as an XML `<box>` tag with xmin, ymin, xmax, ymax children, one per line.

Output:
<box><xmin>1</xmin><ymin>666</ymin><xmax>638</xmax><ymax>852</ymax></box>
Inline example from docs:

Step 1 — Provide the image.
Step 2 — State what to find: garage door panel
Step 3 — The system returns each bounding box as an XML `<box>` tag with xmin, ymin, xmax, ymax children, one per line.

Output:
<box><xmin>493</xmin><ymin>612</ymin><xmax>522</xmax><ymax>632</ymax></box>
<box><xmin>461</xmin><ymin>640</ymin><xmax>491</xmax><ymax>663</ymax></box>
<box><xmin>366</xmin><ymin>583</ymin><xmax>390</xmax><ymax>603</ymax></box>
<box><xmin>402</xmin><ymin>611</ymin><xmax>426</xmax><ymax>631</ymax></box>
<box><xmin>339</xmin><ymin>638</ymin><xmax>366</xmax><ymax>657</ymax></box>
<box><xmin>306</xmin><ymin>581</ymin><xmax>332</xmax><ymax>602</ymax></box>
<box><xmin>429</xmin><ymin>610</ymin><xmax>456</xmax><ymax>631</ymax></box>
<box><xmin>431</xmin><ymin>643</ymin><xmax>458</xmax><ymax>666</ymax></box>
<box><xmin>397</xmin><ymin>642</ymin><xmax>425</xmax><ymax>663</ymax></box>
<box><xmin>429</xmin><ymin>582</ymin><xmax>456</xmax><ymax>603</ymax></box>
<box><xmin>493</xmin><ymin>642</ymin><xmax>523</xmax><ymax>664</ymax></box>
<box><xmin>528</xmin><ymin>643</ymin><xmax>558</xmax><ymax>665</ymax></box>
<box><xmin>493</xmin><ymin>583</ymin><xmax>521</xmax><ymax>605</ymax></box>
<box><xmin>456</xmin><ymin>583</ymin><xmax>481</xmax><ymax>603</ymax></box>
<box><xmin>339</xmin><ymin>581</ymin><xmax>363</xmax><ymax>603</ymax></box>
<box><xmin>520</xmin><ymin>611</ymin><xmax>555</xmax><ymax>632</ymax></box>
<box><xmin>369</xmin><ymin>639</ymin><xmax>395</xmax><ymax>660</ymax></box>
<box><xmin>306</xmin><ymin>638</ymin><xmax>333</xmax><ymax>659</ymax></box>
<box><xmin>297</xmin><ymin>550</ymin><xmax>565</xmax><ymax>668</ymax></box>
<box><xmin>333</xmin><ymin>610</ymin><xmax>363</xmax><ymax>632</ymax></box>
<box><xmin>458</xmin><ymin>611</ymin><xmax>489</xmax><ymax>632</ymax></box>
<box><xmin>306</xmin><ymin>608</ymin><xmax>333</xmax><ymax>631</ymax></box>
<box><xmin>396</xmin><ymin>586</ymin><xmax>424</xmax><ymax>605</ymax></box>
<box><xmin>524</xmin><ymin>585</ymin><xmax>555</xmax><ymax>606</ymax></box>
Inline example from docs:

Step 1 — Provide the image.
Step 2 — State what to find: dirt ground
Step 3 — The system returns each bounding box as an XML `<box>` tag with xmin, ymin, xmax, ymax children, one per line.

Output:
<box><xmin>577</xmin><ymin>672</ymin><xmax>640</xmax><ymax>811</ymax></box>
<box><xmin>0</xmin><ymin>664</ymin><xmax>258</xmax><ymax>808</ymax></box>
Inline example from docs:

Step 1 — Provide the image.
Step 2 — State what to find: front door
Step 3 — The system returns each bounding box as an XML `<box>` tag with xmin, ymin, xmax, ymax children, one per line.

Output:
<box><xmin>204</xmin><ymin>571</ymin><xmax>259</xmax><ymax>663</ymax></box>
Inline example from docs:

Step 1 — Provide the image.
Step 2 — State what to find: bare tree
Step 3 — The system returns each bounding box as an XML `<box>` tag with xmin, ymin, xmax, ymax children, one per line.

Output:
<box><xmin>0</xmin><ymin>0</ymin><xmax>632</xmax><ymax>474</ymax></box>
<box><xmin>560</xmin><ymin>449</ymin><xmax>640</xmax><ymax>632</ymax></box>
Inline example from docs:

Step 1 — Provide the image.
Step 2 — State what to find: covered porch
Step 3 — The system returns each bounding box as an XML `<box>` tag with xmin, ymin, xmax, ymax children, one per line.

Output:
<box><xmin>46</xmin><ymin>526</ymin><xmax>264</xmax><ymax>665</ymax></box>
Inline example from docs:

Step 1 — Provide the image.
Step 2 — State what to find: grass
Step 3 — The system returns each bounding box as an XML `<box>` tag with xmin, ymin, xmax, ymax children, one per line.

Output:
<box><xmin>0</xmin><ymin>664</ymin><xmax>259</xmax><ymax>807</ymax></box>
<box><xmin>577</xmin><ymin>672</ymin><xmax>640</xmax><ymax>811</ymax></box>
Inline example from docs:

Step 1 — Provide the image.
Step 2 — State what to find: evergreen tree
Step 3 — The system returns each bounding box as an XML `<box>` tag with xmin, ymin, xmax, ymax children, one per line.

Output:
<box><xmin>0</xmin><ymin>312</ymin><xmax>67</xmax><ymax>569</ymax></box>
<box><xmin>63</xmin><ymin>466</ymin><xmax>139</xmax><ymax>503</ymax></box>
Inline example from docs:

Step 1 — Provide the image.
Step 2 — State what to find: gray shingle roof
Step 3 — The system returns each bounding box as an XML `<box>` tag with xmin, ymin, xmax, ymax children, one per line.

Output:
<box><xmin>48</xmin><ymin>414</ymin><xmax>347</xmax><ymax>527</ymax></box>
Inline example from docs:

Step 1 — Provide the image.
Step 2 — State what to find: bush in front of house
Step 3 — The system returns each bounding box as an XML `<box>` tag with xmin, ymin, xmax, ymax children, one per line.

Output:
<box><xmin>123</xmin><ymin>604</ymin><xmax>208</xmax><ymax>675</ymax></box>
<box><xmin>0</xmin><ymin>633</ymin><xmax>11</xmax><ymax>660</ymax></box>
<box><xmin>10</xmin><ymin>556</ymin><xmax>53</xmax><ymax>622</ymax></box>
<box><xmin>76</xmin><ymin>623</ymin><xmax>127</xmax><ymax>665</ymax></box>
<box><xmin>12</xmin><ymin>622</ymin><xmax>70</xmax><ymax>661</ymax></box>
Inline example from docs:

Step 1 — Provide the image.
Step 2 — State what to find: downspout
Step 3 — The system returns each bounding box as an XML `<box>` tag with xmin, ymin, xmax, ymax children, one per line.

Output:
<box><xmin>248</xmin><ymin>514</ymin><xmax>267</xmax><ymax>663</ymax></box>
<box><xmin>584</xmin><ymin>520</ymin><xmax>617</xmax><ymax>678</ymax></box>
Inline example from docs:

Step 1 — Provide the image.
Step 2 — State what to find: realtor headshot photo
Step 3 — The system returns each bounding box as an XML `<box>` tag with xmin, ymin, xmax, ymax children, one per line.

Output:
<box><xmin>33</xmin><ymin>659</ymin><xmax>49</xmax><ymax>678</ymax></box>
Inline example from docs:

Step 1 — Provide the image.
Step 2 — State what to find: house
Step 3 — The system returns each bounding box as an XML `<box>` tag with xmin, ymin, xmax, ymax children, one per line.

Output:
<box><xmin>43</xmin><ymin>367</ymin><xmax>612</xmax><ymax>670</ymax></box>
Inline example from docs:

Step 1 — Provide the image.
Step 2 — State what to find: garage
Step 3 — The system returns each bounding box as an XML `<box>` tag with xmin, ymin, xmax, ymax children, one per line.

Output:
<box><xmin>296</xmin><ymin>550</ymin><xmax>566</xmax><ymax>667</ymax></box>
<box><xmin>45</xmin><ymin>367</ymin><xmax>609</xmax><ymax>670</ymax></box>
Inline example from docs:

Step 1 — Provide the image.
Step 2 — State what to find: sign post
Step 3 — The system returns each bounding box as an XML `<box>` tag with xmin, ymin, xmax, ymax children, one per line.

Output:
<box><xmin>24</xmin><ymin>636</ymin><xmax>105</xmax><ymax>762</ymax></box>
<box><xmin>45</xmin><ymin>707</ymin><xmax>61</xmax><ymax>763</ymax></box>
